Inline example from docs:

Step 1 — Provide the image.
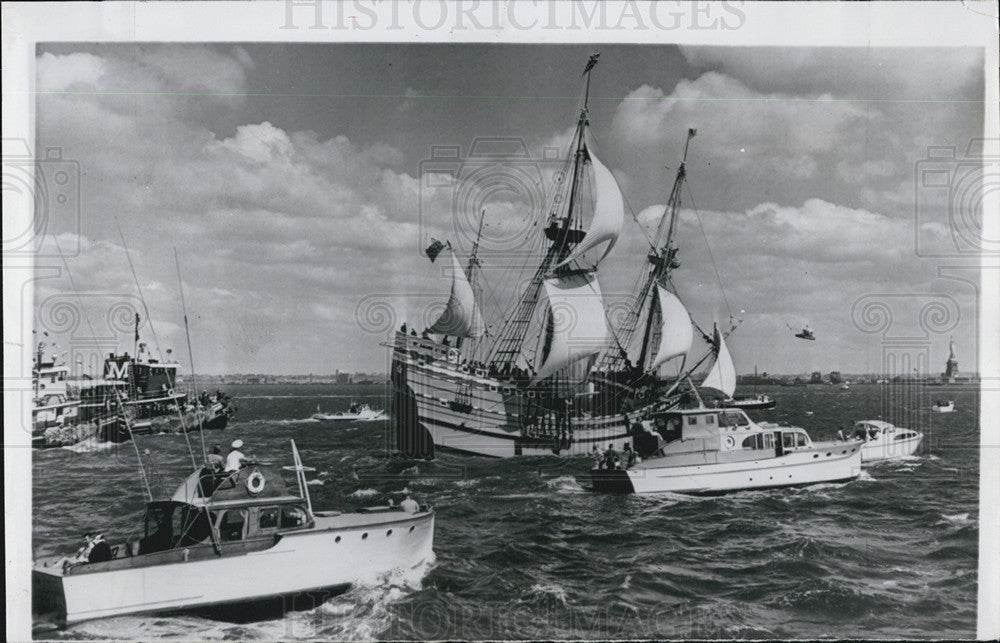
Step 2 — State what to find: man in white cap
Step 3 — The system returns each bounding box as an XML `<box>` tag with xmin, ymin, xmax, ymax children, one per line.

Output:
<box><xmin>225</xmin><ymin>439</ymin><xmax>247</xmax><ymax>472</ymax></box>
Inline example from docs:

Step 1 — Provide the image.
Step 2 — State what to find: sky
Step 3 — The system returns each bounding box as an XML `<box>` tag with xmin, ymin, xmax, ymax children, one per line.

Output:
<box><xmin>32</xmin><ymin>43</ymin><xmax>985</xmax><ymax>376</ymax></box>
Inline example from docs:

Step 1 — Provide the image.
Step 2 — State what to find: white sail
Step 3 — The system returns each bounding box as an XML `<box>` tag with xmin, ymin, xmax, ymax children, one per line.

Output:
<box><xmin>428</xmin><ymin>251</ymin><xmax>485</xmax><ymax>338</ymax></box>
<box><xmin>701</xmin><ymin>331</ymin><xmax>736</xmax><ymax>396</ymax></box>
<box><xmin>651</xmin><ymin>285</ymin><xmax>693</xmax><ymax>368</ymax></box>
<box><xmin>555</xmin><ymin>147</ymin><xmax>624</xmax><ymax>269</ymax></box>
<box><xmin>532</xmin><ymin>272</ymin><xmax>608</xmax><ymax>382</ymax></box>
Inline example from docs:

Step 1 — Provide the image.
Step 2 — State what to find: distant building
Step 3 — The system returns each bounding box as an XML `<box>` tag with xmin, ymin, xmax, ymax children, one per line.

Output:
<box><xmin>810</xmin><ymin>371</ymin><xmax>823</xmax><ymax>384</ymax></box>
<box><xmin>829</xmin><ymin>371</ymin><xmax>842</xmax><ymax>384</ymax></box>
<box><xmin>335</xmin><ymin>370</ymin><xmax>350</xmax><ymax>384</ymax></box>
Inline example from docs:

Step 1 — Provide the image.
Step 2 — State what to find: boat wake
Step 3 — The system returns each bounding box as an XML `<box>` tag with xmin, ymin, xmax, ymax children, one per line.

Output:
<box><xmin>60</xmin><ymin>437</ymin><xmax>117</xmax><ymax>453</ymax></box>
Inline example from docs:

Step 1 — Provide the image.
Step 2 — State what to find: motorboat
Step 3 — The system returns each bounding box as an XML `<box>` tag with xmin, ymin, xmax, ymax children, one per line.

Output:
<box><xmin>725</xmin><ymin>394</ymin><xmax>776</xmax><ymax>410</ymax></box>
<box><xmin>591</xmin><ymin>407</ymin><xmax>862</xmax><ymax>494</ymax></box>
<box><xmin>313</xmin><ymin>402</ymin><xmax>387</xmax><ymax>422</ymax></box>
<box><xmin>931</xmin><ymin>400</ymin><xmax>955</xmax><ymax>413</ymax></box>
<box><xmin>849</xmin><ymin>420</ymin><xmax>923</xmax><ymax>462</ymax></box>
<box><xmin>33</xmin><ymin>440</ymin><xmax>434</xmax><ymax>625</ymax></box>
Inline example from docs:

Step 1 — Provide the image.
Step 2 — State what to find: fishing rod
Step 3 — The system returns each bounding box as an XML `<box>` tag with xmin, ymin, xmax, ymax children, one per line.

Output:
<box><xmin>174</xmin><ymin>248</ymin><xmax>208</xmax><ymax>463</ymax></box>
<box><xmin>115</xmin><ymin>218</ymin><xmax>199</xmax><ymax>473</ymax></box>
<box><xmin>50</xmin><ymin>233</ymin><xmax>153</xmax><ymax>501</ymax></box>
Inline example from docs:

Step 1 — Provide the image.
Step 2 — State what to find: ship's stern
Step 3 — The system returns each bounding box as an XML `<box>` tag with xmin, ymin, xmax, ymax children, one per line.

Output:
<box><xmin>590</xmin><ymin>467</ymin><xmax>635</xmax><ymax>493</ymax></box>
<box><xmin>391</xmin><ymin>333</ymin><xmax>435</xmax><ymax>459</ymax></box>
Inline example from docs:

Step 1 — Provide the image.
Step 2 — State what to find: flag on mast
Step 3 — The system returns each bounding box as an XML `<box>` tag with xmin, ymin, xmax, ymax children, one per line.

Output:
<box><xmin>134</xmin><ymin>313</ymin><xmax>141</xmax><ymax>342</ymax></box>
<box><xmin>583</xmin><ymin>53</ymin><xmax>600</xmax><ymax>75</ymax></box>
<box><xmin>425</xmin><ymin>238</ymin><xmax>445</xmax><ymax>263</ymax></box>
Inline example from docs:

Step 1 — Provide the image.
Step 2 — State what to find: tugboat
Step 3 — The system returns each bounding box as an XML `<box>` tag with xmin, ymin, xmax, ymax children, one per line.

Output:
<box><xmin>313</xmin><ymin>402</ymin><xmax>387</xmax><ymax>422</ymax></box>
<box><xmin>32</xmin><ymin>440</ymin><xmax>434</xmax><ymax>626</ymax></box>
<box><xmin>591</xmin><ymin>406</ymin><xmax>863</xmax><ymax>495</ymax></box>
<box><xmin>31</xmin><ymin>342</ymin><xmax>79</xmax><ymax>444</ymax></box>
<box><xmin>850</xmin><ymin>420</ymin><xmax>923</xmax><ymax>462</ymax></box>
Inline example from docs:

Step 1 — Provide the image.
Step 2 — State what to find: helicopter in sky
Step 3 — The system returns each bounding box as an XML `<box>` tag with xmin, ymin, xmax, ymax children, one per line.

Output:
<box><xmin>788</xmin><ymin>323</ymin><xmax>816</xmax><ymax>341</ymax></box>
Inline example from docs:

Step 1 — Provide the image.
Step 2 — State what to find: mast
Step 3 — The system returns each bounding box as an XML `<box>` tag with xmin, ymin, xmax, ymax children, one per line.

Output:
<box><xmin>487</xmin><ymin>54</ymin><xmax>599</xmax><ymax>369</ymax></box>
<box><xmin>602</xmin><ymin>128</ymin><xmax>696</xmax><ymax>374</ymax></box>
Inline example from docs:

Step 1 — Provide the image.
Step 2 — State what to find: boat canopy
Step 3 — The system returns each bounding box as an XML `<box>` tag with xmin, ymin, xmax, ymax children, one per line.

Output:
<box><xmin>428</xmin><ymin>250</ymin><xmax>486</xmax><ymax>338</ymax></box>
<box><xmin>651</xmin><ymin>285</ymin><xmax>693</xmax><ymax>368</ymax></box>
<box><xmin>171</xmin><ymin>464</ymin><xmax>300</xmax><ymax>507</ymax></box>
<box><xmin>532</xmin><ymin>272</ymin><xmax>609</xmax><ymax>382</ymax></box>
<box><xmin>554</xmin><ymin>145</ymin><xmax>624</xmax><ymax>270</ymax></box>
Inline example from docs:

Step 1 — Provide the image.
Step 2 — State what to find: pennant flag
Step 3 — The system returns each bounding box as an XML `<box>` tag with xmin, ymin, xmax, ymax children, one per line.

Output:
<box><xmin>583</xmin><ymin>53</ymin><xmax>600</xmax><ymax>75</ymax></box>
<box><xmin>689</xmin><ymin>128</ymin><xmax>697</xmax><ymax>138</ymax></box>
<box><xmin>425</xmin><ymin>238</ymin><xmax>445</xmax><ymax>263</ymax></box>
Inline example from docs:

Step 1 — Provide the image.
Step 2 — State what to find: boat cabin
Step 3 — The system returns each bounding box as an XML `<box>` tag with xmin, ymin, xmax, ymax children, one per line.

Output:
<box><xmin>635</xmin><ymin>407</ymin><xmax>813</xmax><ymax>458</ymax></box>
<box><xmin>47</xmin><ymin>464</ymin><xmax>314</xmax><ymax>575</ymax></box>
<box><xmin>852</xmin><ymin>420</ymin><xmax>919</xmax><ymax>443</ymax></box>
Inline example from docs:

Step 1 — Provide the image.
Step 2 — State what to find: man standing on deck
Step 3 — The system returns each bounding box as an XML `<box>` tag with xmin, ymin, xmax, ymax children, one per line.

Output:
<box><xmin>207</xmin><ymin>444</ymin><xmax>225</xmax><ymax>472</ymax></box>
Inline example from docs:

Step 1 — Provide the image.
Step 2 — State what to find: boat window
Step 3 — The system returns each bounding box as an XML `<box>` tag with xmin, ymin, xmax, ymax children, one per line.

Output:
<box><xmin>762</xmin><ymin>433</ymin><xmax>774</xmax><ymax>449</ymax></box>
<box><xmin>219</xmin><ymin>509</ymin><xmax>247</xmax><ymax>542</ymax></box>
<box><xmin>741</xmin><ymin>434</ymin><xmax>763</xmax><ymax>450</ymax></box>
<box><xmin>687</xmin><ymin>416</ymin><xmax>698</xmax><ymax>426</ymax></box>
<box><xmin>705</xmin><ymin>415</ymin><xmax>715</xmax><ymax>425</ymax></box>
<box><xmin>259</xmin><ymin>507</ymin><xmax>280</xmax><ymax>530</ymax></box>
<box><xmin>782</xmin><ymin>433</ymin><xmax>796</xmax><ymax>449</ymax></box>
<box><xmin>140</xmin><ymin>504</ymin><xmax>176</xmax><ymax>554</ymax></box>
<box><xmin>796</xmin><ymin>433</ymin><xmax>809</xmax><ymax>447</ymax></box>
<box><xmin>280</xmin><ymin>505</ymin><xmax>308</xmax><ymax>528</ymax></box>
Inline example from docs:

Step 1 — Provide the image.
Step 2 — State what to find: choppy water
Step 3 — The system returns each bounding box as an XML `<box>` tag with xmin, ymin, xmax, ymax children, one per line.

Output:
<box><xmin>33</xmin><ymin>383</ymin><xmax>980</xmax><ymax>639</ymax></box>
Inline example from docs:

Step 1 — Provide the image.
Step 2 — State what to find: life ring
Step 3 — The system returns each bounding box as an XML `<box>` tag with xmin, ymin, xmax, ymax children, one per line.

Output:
<box><xmin>724</xmin><ymin>435</ymin><xmax>736</xmax><ymax>448</ymax></box>
<box><xmin>246</xmin><ymin>470</ymin><xmax>266</xmax><ymax>495</ymax></box>
<box><xmin>166</xmin><ymin>388</ymin><xmax>175</xmax><ymax>397</ymax></box>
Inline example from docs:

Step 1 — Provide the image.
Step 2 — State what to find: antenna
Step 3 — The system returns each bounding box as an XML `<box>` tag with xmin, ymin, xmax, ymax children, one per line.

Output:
<box><xmin>174</xmin><ymin>248</ymin><xmax>208</xmax><ymax>463</ymax></box>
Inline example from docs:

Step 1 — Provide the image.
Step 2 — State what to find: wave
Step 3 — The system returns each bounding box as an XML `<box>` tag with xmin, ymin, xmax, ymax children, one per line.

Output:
<box><xmin>350</xmin><ymin>488</ymin><xmax>379</xmax><ymax>497</ymax></box>
<box><xmin>60</xmin><ymin>438</ymin><xmax>117</xmax><ymax>453</ymax></box>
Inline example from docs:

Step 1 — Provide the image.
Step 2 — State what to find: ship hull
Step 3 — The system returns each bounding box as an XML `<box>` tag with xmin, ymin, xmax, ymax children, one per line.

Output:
<box><xmin>592</xmin><ymin>442</ymin><xmax>863</xmax><ymax>494</ymax></box>
<box><xmin>33</xmin><ymin>510</ymin><xmax>434</xmax><ymax>626</ymax></box>
<box><xmin>392</xmin><ymin>333</ymin><xmax>643</xmax><ymax>458</ymax></box>
<box><xmin>860</xmin><ymin>433</ymin><xmax>923</xmax><ymax>462</ymax></box>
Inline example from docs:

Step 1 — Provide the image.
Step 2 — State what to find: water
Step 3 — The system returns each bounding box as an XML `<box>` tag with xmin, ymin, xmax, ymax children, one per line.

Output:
<box><xmin>33</xmin><ymin>383</ymin><xmax>980</xmax><ymax>639</ymax></box>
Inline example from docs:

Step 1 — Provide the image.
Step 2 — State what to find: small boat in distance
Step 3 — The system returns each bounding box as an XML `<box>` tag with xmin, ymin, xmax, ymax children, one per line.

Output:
<box><xmin>725</xmin><ymin>394</ymin><xmax>776</xmax><ymax>410</ymax></box>
<box><xmin>850</xmin><ymin>420</ymin><xmax>923</xmax><ymax>462</ymax></box>
<box><xmin>931</xmin><ymin>400</ymin><xmax>955</xmax><ymax>413</ymax></box>
<box><xmin>313</xmin><ymin>402</ymin><xmax>387</xmax><ymax>422</ymax></box>
<box><xmin>32</xmin><ymin>439</ymin><xmax>434</xmax><ymax>626</ymax></box>
<box><xmin>591</xmin><ymin>406</ymin><xmax>862</xmax><ymax>495</ymax></box>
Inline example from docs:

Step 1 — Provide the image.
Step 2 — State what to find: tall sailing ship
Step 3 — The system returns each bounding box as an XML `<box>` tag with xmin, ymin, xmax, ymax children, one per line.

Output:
<box><xmin>392</xmin><ymin>55</ymin><xmax>736</xmax><ymax>458</ymax></box>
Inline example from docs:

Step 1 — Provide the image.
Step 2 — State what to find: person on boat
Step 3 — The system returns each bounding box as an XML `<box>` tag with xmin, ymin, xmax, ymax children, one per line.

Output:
<box><xmin>400</xmin><ymin>495</ymin><xmax>420</xmax><ymax>513</ymax></box>
<box><xmin>225</xmin><ymin>439</ymin><xmax>248</xmax><ymax>472</ymax></box>
<box><xmin>87</xmin><ymin>534</ymin><xmax>112</xmax><ymax>563</ymax></box>
<box><xmin>837</xmin><ymin>427</ymin><xmax>846</xmax><ymax>441</ymax></box>
<box><xmin>603</xmin><ymin>443</ymin><xmax>618</xmax><ymax>470</ymax></box>
<box><xmin>592</xmin><ymin>444</ymin><xmax>602</xmax><ymax>467</ymax></box>
<box><xmin>622</xmin><ymin>443</ymin><xmax>636</xmax><ymax>469</ymax></box>
<box><xmin>442</xmin><ymin>336</ymin><xmax>451</xmax><ymax>346</ymax></box>
<box><xmin>400</xmin><ymin>322</ymin><xmax>407</xmax><ymax>334</ymax></box>
<box><xmin>207</xmin><ymin>444</ymin><xmax>224</xmax><ymax>472</ymax></box>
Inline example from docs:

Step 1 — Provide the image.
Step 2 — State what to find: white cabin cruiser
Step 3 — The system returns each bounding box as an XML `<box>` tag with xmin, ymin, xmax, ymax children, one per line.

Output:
<box><xmin>851</xmin><ymin>420</ymin><xmax>923</xmax><ymax>462</ymax></box>
<box><xmin>33</xmin><ymin>440</ymin><xmax>434</xmax><ymax>626</ymax></box>
<box><xmin>591</xmin><ymin>407</ymin><xmax>862</xmax><ymax>495</ymax></box>
<box><xmin>313</xmin><ymin>402</ymin><xmax>387</xmax><ymax>422</ymax></box>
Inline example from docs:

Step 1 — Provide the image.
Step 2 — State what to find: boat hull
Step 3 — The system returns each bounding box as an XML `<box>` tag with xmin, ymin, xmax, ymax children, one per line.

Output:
<box><xmin>392</xmin><ymin>333</ymin><xmax>646</xmax><ymax>458</ymax></box>
<box><xmin>33</xmin><ymin>510</ymin><xmax>434</xmax><ymax>626</ymax></box>
<box><xmin>591</xmin><ymin>442</ymin><xmax>863</xmax><ymax>494</ymax></box>
<box><xmin>860</xmin><ymin>433</ymin><xmax>923</xmax><ymax>462</ymax></box>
